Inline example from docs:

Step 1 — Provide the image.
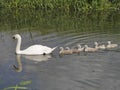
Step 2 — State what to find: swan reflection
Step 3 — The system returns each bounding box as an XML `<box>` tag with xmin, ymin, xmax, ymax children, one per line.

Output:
<box><xmin>13</xmin><ymin>55</ymin><xmax>22</xmax><ymax>72</ymax></box>
<box><xmin>13</xmin><ymin>54</ymin><xmax>52</xmax><ymax>72</ymax></box>
<box><xmin>23</xmin><ymin>54</ymin><xmax>52</xmax><ymax>62</ymax></box>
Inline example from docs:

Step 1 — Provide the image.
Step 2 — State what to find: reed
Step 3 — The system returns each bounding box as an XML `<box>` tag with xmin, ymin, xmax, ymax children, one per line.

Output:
<box><xmin>0</xmin><ymin>9</ymin><xmax>120</xmax><ymax>35</ymax></box>
<box><xmin>0</xmin><ymin>0</ymin><xmax>120</xmax><ymax>33</ymax></box>
<box><xmin>0</xmin><ymin>0</ymin><xmax>120</xmax><ymax>13</ymax></box>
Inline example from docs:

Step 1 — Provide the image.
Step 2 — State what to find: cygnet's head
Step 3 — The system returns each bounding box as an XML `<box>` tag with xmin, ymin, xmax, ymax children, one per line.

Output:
<box><xmin>77</xmin><ymin>44</ymin><xmax>81</xmax><ymax>48</ymax></box>
<box><xmin>108</xmin><ymin>41</ymin><xmax>111</xmax><ymax>44</ymax></box>
<box><xmin>13</xmin><ymin>34</ymin><xmax>21</xmax><ymax>40</ymax></box>
<box><xmin>65</xmin><ymin>47</ymin><xmax>70</xmax><ymax>50</ymax></box>
<box><xmin>94</xmin><ymin>42</ymin><xmax>98</xmax><ymax>45</ymax></box>
<box><xmin>59</xmin><ymin>47</ymin><xmax>64</xmax><ymax>50</ymax></box>
<box><xmin>84</xmin><ymin>45</ymin><xmax>88</xmax><ymax>48</ymax></box>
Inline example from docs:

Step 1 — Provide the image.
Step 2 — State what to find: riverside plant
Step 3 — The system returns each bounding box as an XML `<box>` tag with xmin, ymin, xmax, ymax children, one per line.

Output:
<box><xmin>0</xmin><ymin>0</ymin><xmax>120</xmax><ymax>13</ymax></box>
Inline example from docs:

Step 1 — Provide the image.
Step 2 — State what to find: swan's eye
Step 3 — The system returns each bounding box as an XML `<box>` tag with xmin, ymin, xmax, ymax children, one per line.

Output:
<box><xmin>13</xmin><ymin>36</ymin><xmax>16</xmax><ymax>39</ymax></box>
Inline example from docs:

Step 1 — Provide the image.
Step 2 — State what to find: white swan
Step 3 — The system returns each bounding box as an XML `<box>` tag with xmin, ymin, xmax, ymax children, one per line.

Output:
<box><xmin>13</xmin><ymin>34</ymin><xmax>57</xmax><ymax>55</ymax></box>
<box><xmin>84</xmin><ymin>45</ymin><xmax>98</xmax><ymax>52</ymax></box>
<box><xmin>106</xmin><ymin>41</ymin><xmax>118</xmax><ymax>49</ymax></box>
<box><xmin>94</xmin><ymin>42</ymin><xmax>106</xmax><ymax>50</ymax></box>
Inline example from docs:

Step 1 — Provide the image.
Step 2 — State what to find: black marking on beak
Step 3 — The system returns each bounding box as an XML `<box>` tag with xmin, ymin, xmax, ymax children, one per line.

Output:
<box><xmin>43</xmin><ymin>53</ymin><xmax>46</xmax><ymax>55</ymax></box>
<box><xmin>13</xmin><ymin>36</ymin><xmax>15</xmax><ymax>39</ymax></box>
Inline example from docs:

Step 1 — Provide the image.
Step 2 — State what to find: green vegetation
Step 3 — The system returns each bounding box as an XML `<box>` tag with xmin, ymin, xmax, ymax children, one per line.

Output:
<box><xmin>0</xmin><ymin>10</ymin><xmax>120</xmax><ymax>33</ymax></box>
<box><xmin>0</xmin><ymin>0</ymin><xmax>120</xmax><ymax>34</ymax></box>
<box><xmin>3</xmin><ymin>85</ymin><xmax>27</xmax><ymax>90</ymax></box>
<box><xmin>0</xmin><ymin>0</ymin><xmax>120</xmax><ymax>14</ymax></box>
<box><xmin>20</xmin><ymin>80</ymin><xmax>32</xmax><ymax>86</ymax></box>
<box><xmin>3</xmin><ymin>80</ymin><xmax>32</xmax><ymax>90</ymax></box>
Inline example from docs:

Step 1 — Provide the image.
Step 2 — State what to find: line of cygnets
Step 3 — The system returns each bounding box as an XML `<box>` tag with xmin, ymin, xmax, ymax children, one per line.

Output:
<box><xmin>59</xmin><ymin>41</ymin><xmax>118</xmax><ymax>56</ymax></box>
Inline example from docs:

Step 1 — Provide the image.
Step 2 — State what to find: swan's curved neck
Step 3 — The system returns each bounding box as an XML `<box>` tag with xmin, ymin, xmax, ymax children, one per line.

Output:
<box><xmin>16</xmin><ymin>37</ymin><xmax>21</xmax><ymax>54</ymax></box>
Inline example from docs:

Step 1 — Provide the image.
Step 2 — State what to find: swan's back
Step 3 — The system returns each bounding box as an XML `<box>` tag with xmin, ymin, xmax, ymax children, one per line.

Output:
<box><xmin>21</xmin><ymin>45</ymin><xmax>54</xmax><ymax>55</ymax></box>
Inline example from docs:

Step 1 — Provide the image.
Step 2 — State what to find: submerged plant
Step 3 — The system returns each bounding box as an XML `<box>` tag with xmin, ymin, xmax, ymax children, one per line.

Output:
<box><xmin>3</xmin><ymin>80</ymin><xmax>32</xmax><ymax>90</ymax></box>
<box><xmin>20</xmin><ymin>80</ymin><xmax>32</xmax><ymax>86</ymax></box>
<box><xmin>3</xmin><ymin>85</ymin><xmax>27</xmax><ymax>90</ymax></box>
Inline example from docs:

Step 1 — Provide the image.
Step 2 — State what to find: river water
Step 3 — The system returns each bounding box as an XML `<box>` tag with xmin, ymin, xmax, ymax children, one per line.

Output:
<box><xmin>0</xmin><ymin>11</ymin><xmax>120</xmax><ymax>90</ymax></box>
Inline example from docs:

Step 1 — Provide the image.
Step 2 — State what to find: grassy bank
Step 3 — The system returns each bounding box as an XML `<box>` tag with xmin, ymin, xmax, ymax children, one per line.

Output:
<box><xmin>0</xmin><ymin>0</ymin><xmax>120</xmax><ymax>33</ymax></box>
<box><xmin>0</xmin><ymin>0</ymin><xmax>120</xmax><ymax>14</ymax></box>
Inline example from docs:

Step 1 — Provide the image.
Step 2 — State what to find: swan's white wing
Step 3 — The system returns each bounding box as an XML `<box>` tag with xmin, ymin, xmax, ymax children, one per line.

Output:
<box><xmin>21</xmin><ymin>45</ymin><xmax>53</xmax><ymax>55</ymax></box>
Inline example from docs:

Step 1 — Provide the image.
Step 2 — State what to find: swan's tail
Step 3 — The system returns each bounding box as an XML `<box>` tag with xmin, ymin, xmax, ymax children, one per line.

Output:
<box><xmin>52</xmin><ymin>46</ymin><xmax>58</xmax><ymax>51</ymax></box>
